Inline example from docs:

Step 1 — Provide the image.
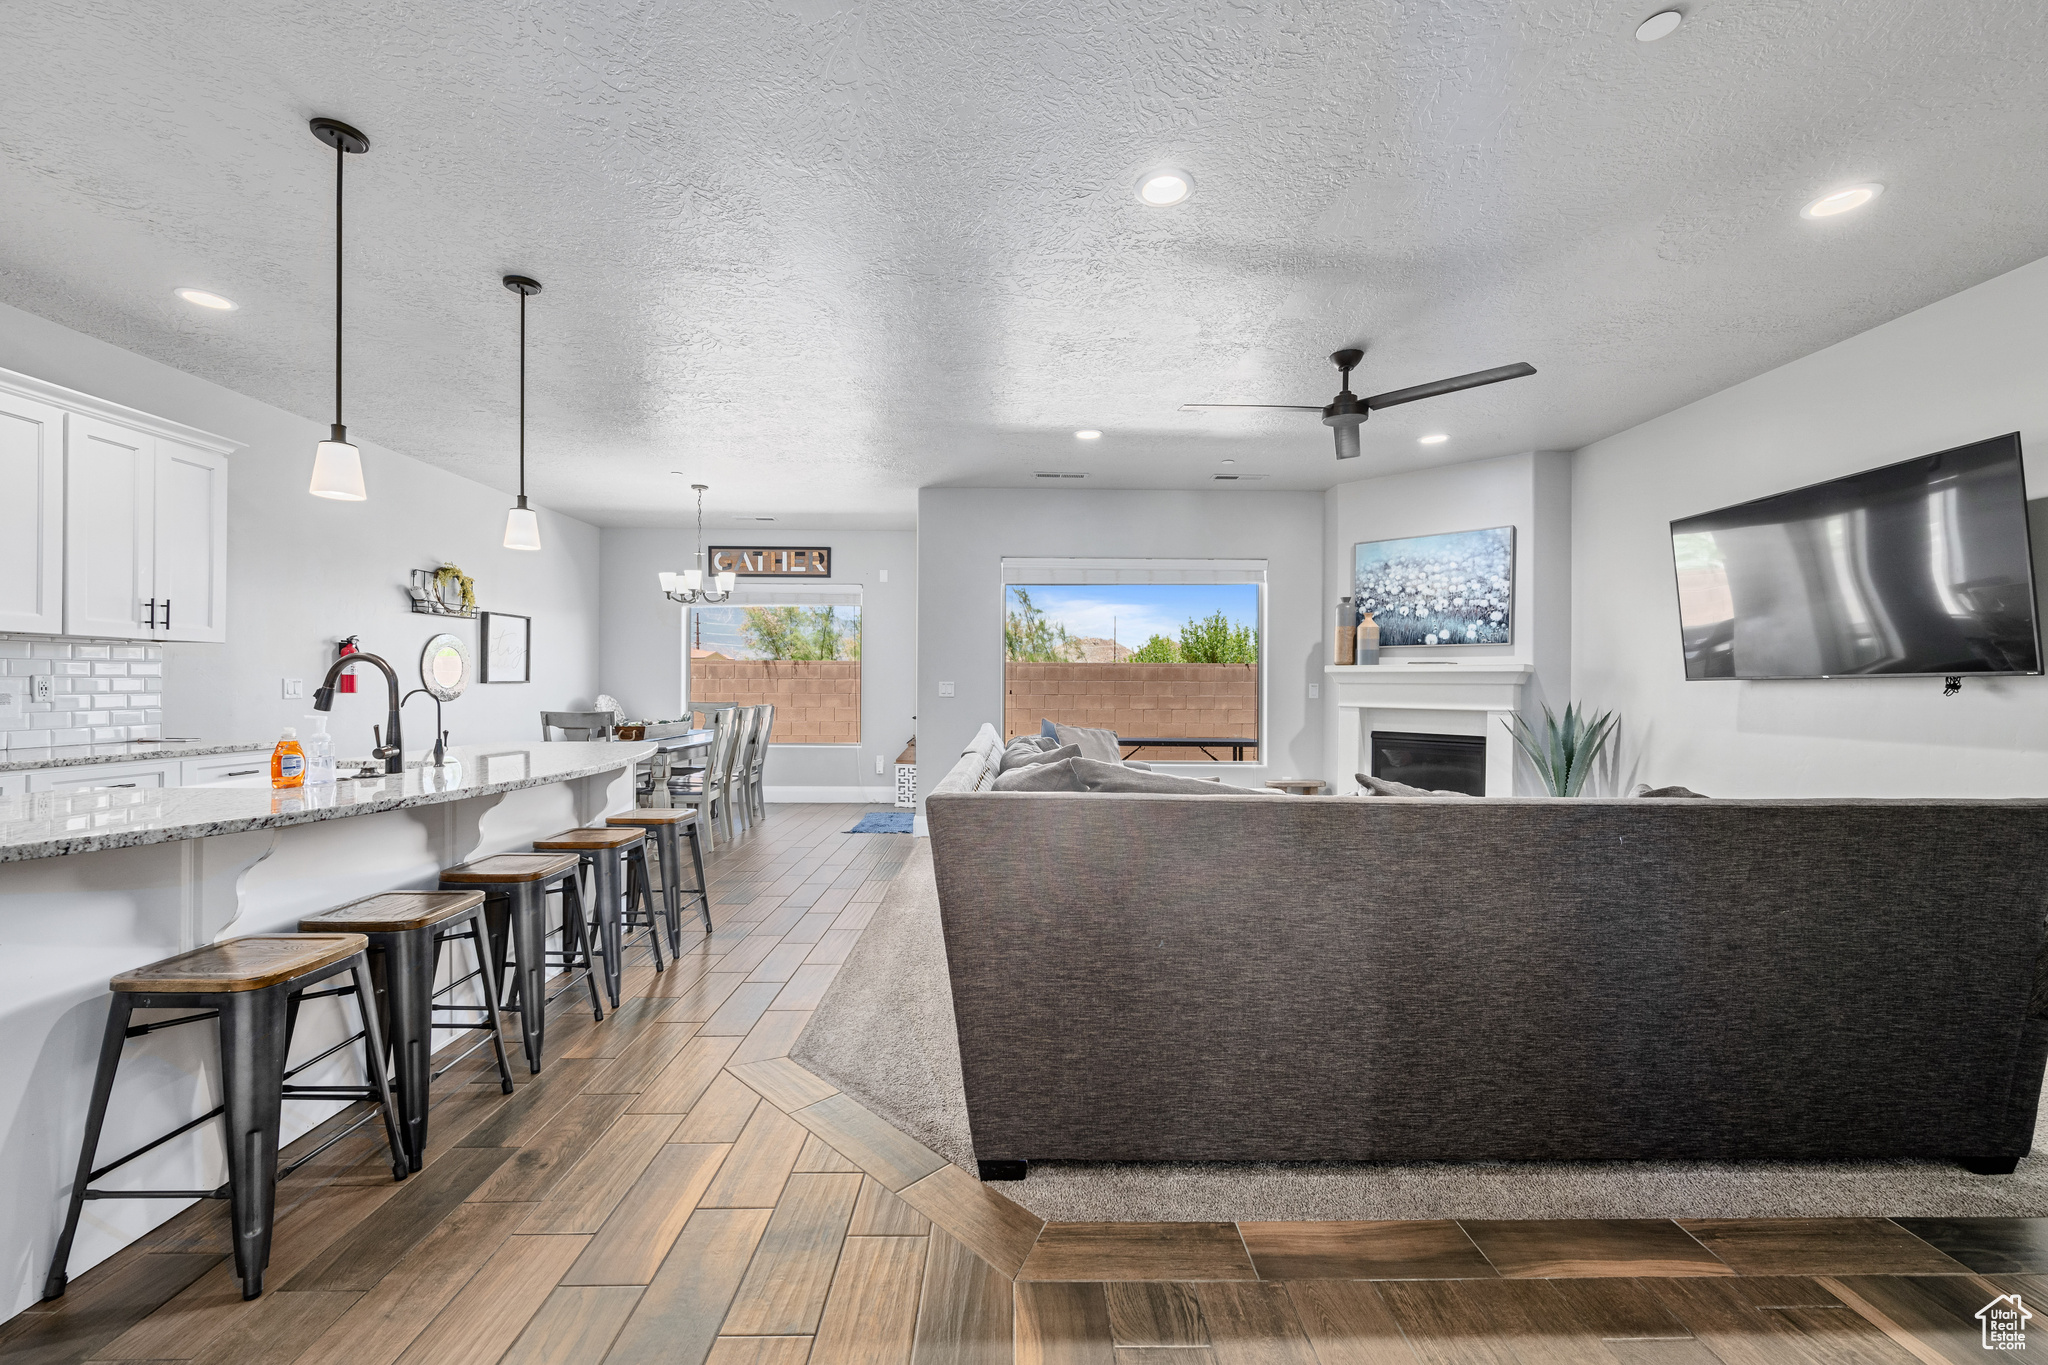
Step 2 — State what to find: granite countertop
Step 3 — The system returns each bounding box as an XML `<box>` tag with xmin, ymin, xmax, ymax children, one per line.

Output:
<box><xmin>0</xmin><ymin>740</ymin><xmax>653</xmax><ymax>863</ymax></box>
<box><xmin>0</xmin><ymin>739</ymin><xmax>268</xmax><ymax>773</ymax></box>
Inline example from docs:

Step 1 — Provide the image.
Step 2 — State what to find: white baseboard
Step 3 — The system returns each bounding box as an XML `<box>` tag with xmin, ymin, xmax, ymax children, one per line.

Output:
<box><xmin>765</xmin><ymin>785</ymin><xmax>895</xmax><ymax>804</ymax></box>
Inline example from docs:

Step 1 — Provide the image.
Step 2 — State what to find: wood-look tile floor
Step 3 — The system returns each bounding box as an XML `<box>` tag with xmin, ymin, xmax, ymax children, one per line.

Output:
<box><xmin>7</xmin><ymin>803</ymin><xmax>2048</xmax><ymax>1365</ymax></box>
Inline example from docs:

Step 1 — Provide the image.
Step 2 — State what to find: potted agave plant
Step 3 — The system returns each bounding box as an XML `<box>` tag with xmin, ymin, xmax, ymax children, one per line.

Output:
<box><xmin>1504</xmin><ymin>702</ymin><xmax>1618</xmax><ymax>797</ymax></box>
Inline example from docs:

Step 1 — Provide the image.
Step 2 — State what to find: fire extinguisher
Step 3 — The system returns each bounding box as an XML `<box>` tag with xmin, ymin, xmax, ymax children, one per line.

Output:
<box><xmin>336</xmin><ymin>635</ymin><xmax>360</xmax><ymax>694</ymax></box>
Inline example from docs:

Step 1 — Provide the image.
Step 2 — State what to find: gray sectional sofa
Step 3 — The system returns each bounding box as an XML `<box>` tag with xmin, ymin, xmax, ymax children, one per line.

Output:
<box><xmin>925</xmin><ymin>725</ymin><xmax>2048</xmax><ymax>1180</ymax></box>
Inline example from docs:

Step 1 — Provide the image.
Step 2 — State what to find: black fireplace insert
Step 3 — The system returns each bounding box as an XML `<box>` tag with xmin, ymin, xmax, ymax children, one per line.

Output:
<box><xmin>1371</xmin><ymin>730</ymin><xmax>1486</xmax><ymax>796</ymax></box>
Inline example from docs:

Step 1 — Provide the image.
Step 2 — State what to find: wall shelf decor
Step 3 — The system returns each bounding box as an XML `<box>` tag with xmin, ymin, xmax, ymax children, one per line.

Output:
<box><xmin>407</xmin><ymin>564</ymin><xmax>476</xmax><ymax>619</ymax></box>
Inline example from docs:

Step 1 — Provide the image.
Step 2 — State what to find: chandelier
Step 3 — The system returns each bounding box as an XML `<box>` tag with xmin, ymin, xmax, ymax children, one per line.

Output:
<box><xmin>660</xmin><ymin>483</ymin><xmax>738</xmax><ymax>604</ymax></box>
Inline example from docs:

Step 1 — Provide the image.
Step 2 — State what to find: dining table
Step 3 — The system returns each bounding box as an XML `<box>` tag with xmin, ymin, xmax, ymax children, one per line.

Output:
<box><xmin>623</xmin><ymin>722</ymin><xmax>715</xmax><ymax>808</ymax></box>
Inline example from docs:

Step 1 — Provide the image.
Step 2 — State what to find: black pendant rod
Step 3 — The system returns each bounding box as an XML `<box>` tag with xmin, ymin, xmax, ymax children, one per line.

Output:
<box><xmin>334</xmin><ymin>142</ymin><xmax>344</xmax><ymax>430</ymax></box>
<box><xmin>518</xmin><ymin>287</ymin><xmax>526</xmax><ymax>504</ymax></box>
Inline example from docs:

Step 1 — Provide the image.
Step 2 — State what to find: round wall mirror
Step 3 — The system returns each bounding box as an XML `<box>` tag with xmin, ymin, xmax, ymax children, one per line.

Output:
<box><xmin>421</xmin><ymin>633</ymin><xmax>472</xmax><ymax>701</ymax></box>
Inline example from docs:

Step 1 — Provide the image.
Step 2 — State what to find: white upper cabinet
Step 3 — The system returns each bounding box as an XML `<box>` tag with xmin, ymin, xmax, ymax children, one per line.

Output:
<box><xmin>0</xmin><ymin>367</ymin><xmax>238</xmax><ymax>641</ymax></box>
<box><xmin>64</xmin><ymin>416</ymin><xmax>156</xmax><ymax>640</ymax></box>
<box><xmin>151</xmin><ymin>438</ymin><xmax>228</xmax><ymax>643</ymax></box>
<box><xmin>0</xmin><ymin>392</ymin><xmax>66</xmax><ymax>634</ymax></box>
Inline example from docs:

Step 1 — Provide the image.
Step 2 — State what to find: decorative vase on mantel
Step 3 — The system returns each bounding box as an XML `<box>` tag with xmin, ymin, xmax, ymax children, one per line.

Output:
<box><xmin>1357</xmin><ymin>611</ymin><xmax>1381</xmax><ymax>665</ymax></box>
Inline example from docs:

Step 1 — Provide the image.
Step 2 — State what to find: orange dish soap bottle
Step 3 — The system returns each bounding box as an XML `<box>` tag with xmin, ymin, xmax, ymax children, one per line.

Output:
<box><xmin>271</xmin><ymin>728</ymin><xmax>307</xmax><ymax>789</ymax></box>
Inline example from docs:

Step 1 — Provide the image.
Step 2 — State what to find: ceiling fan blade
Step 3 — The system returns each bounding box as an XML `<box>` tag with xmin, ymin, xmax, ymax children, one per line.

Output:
<box><xmin>1364</xmin><ymin>362</ymin><xmax>1536</xmax><ymax>411</ymax></box>
<box><xmin>1178</xmin><ymin>403</ymin><xmax>1325</xmax><ymax>412</ymax></box>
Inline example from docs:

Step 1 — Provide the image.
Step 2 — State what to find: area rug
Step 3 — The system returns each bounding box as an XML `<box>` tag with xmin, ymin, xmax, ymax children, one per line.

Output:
<box><xmin>845</xmin><ymin>812</ymin><xmax>916</xmax><ymax>833</ymax></box>
<box><xmin>789</xmin><ymin>842</ymin><xmax>2048</xmax><ymax>1223</ymax></box>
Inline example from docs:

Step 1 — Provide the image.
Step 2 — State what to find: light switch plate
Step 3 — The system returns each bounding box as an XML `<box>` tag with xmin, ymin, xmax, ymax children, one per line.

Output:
<box><xmin>282</xmin><ymin>678</ymin><xmax>304</xmax><ymax>699</ymax></box>
<box><xmin>938</xmin><ymin>681</ymin><xmax>955</xmax><ymax>697</ymax></box>
<box><xmin>1308</xmin><ymin>683</ymin><xmax>1320</xmax><ymax>699</ymax></box>
<box><xmin>32</xmin><ymin>675</ymin><xmax>54</xmax><ymax>704</ymax></box>
<box><xmin>878</xmin><ymin>568</ymin><xmax>889</xmax><ymax>583</ymax></box>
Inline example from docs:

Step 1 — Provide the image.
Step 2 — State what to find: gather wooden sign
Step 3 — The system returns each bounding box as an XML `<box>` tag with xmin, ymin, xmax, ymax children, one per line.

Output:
<box><xmin>709</xmin><ymin>546</ymin><xmax>832</xmax><ymax>577</ymax></box>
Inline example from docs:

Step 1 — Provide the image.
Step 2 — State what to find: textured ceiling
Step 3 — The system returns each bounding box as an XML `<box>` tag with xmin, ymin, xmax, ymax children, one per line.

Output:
<box><xmin>4</xmin><ymin>1</ymin><xmax>2048</xmax><ymax>528</ymax></box>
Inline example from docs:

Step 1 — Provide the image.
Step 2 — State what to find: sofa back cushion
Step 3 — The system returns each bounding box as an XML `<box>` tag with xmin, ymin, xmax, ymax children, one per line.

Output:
<box><xmin>994</xmin><ymin>755</ymin><xmax>1278</xmax><ymax>795</ymax></box>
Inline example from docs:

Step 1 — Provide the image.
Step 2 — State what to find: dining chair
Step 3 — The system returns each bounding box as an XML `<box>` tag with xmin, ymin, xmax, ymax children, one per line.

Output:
<box><xmin>669</xmin><ymin>707</ymin><xmax>736</xmax><ymax>850</ymax></box>
<box><xmin>540</xmin><ymin>710</ymin><xmax>614</xmax><ymax>741</ymax></box>
<box><xmin>718</xmin><ymin>707</ymin><xmax>758</xmax><ymax>840</ymax></box>
<box><xmin>727</xmin><ymin>706</ymin><xmax>762</xmax><ymax>833</ymax></box>
<box><xmin>746</xmin><ymin>704</ymin><xmax>775</xmax><ymax>822</ymax></box>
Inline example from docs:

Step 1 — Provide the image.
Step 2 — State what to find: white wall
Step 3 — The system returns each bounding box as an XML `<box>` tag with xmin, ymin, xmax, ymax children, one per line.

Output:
<box><xmin>1320</xmin><ymin>450</ymin><xmax>1573</xmax><ymax>793</ymax></box>
<box><xmin>0</xmin><ymin>301</ymin><xmax>602</xmax><ymax>756</ymax></box>
<box><xmin>1572</xmin><ymin>253</ymin><xmax>2048</xmax><ymax>797</ymax></box>
<box><xmin>916</xmin><ymin>487</ymin><xmax>1326</xmax><ymax>798</ymax></box>
<box><xmin>600</xmin><ymin>528</ymin><xmax>917</xmax><ymax>801</ymax></box>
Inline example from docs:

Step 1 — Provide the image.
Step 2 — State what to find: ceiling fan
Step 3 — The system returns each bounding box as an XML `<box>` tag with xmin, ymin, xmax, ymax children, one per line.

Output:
<box><xmin>1181</xmin><ymin>347</ymin><xmax>1537</xmax><ymax>460</ymax></box>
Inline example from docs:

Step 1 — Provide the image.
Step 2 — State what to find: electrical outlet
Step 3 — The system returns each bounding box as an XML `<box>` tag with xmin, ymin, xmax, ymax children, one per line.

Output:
<box><xmin>938</xmin><ymin>681</ymin><xmax>955</xmax><ymax>697</ymax></box>
<box><xmin>32</xmin><ymin>675</ymin><xmax>54</xmax><ymax>704</ymax></box>
<box><xmin>282</xmin><ymin>678</ymin><xmax>304</xmax><ymax>699</ymax></box>
<box><xmin>1308</xmin><ymin>683</ymin><xmax>1320</xmax><ymax>699</ymax></box>
<box><xmin>874</xmin><ymin>754</ymin><xmax>884</xmax><ymax>774</ymax></box>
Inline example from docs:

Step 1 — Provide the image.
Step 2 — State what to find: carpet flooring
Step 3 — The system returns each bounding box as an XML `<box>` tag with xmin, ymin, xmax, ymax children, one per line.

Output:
<box><xmin>789</xmin><ymin>841</ymin><xmax>2048</xmax><ymax>1223</ymax></box>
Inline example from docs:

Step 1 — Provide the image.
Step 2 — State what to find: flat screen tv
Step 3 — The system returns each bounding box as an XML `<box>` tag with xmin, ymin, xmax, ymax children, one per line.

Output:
<box><xmin>1670</xmin><ymin>433</ymin><xmax>2039</xmax><ymax>679</ymax></box>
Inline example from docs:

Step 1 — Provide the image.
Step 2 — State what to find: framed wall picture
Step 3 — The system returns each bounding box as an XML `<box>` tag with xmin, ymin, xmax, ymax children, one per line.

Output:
<box><xmin>479</xmin><ymin>611</ymin><xmax>531</xmax><ymax>683</ymax></box>
<box><xmin>1353</xmin><ymin>525</ymin><xmax>1515</xmax><ymax>646</ymax></box>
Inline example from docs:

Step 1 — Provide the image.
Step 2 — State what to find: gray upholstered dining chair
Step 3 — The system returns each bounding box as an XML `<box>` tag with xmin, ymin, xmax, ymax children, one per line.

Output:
<box><xmin>540</xmin><ymin>710</ymin><xmax>614</xmax><ymax>741</ymax></box>
<box><xmin>746</xmin><ymin>704</ymin><xmax>774</xmax><ymax>822</ymax></box>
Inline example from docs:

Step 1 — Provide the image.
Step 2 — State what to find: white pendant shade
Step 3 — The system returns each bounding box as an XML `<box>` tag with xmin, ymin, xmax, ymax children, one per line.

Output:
<box><xmin>309</xmin><ymin>438</ymin><xmax>366</xmax><ymax>500</ymax></box>
<box><xmin>504</xmin><ymin>504</ymin><xmax>541</xmax><ymax>550</ymax></box>
<box><xmin>682</xmin><ymin>568</ymin><xmax>704</xmax><ymax>591</ymax></box>
<box><xmin>716</xmin><ymin>571</ymin><xmax>737</xmax><ymax>593</ymax></box>
<box><xmin>658</xmin><ymin>572</ymin><xmax>679</xmax><ymax>592</ymax></box>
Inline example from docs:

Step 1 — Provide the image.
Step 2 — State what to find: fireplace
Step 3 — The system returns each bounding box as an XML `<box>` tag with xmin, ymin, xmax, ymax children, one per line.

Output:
<box><xmin>1372</xmin><ymin>731</ymin><xmax>1488</xmax><ymax>797</ymax></box>
<box><xmin>1326</xmin><ymin>659</ymin><xmax>1533</xmax><ymax>796</ymax></box>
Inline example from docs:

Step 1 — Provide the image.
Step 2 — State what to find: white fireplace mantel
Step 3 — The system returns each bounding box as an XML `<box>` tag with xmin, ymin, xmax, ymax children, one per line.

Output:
<box><xmin>1325</xmin><ymin>661</ymin><xmax>1535</xmax><ymax>795</ymax></box>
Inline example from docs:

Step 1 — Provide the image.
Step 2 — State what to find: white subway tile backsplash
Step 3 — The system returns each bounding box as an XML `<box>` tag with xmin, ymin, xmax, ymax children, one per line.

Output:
<box><xmin>0</xmin><ymin>635</ymin><xmax>175</xmax><ymax>751</ymax></box>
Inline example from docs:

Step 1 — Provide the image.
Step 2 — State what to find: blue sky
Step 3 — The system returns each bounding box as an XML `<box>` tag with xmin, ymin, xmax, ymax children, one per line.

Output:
<box><xmin>1007</xmin><ymin>584</ymin><xmax>1259</xmax><ymax>645</ymax></box>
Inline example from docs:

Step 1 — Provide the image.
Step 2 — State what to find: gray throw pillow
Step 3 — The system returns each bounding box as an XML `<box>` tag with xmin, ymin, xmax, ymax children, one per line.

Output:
<box><xmin>1052</xmin><ymin>723</ymin><xmax>1123</xmax><ymax>763</ymax></box>
<box><xmin>1633</xmin><ymin>783</ymin><xmax>1708</xmax><ymax>798</ymax></box>
<box><xmin>1355</xmin><ymin>772</ymin><xmax>1479</xmax><ymax>798</ymax></box>
<box><xmin>999</xmin><ymin>742</ymin><xmax>1081</xmax><ymax>773</ymax></box>
<box><xmin>1122</xmin><ymin>760</ymin><xmax>1152</xmax><ymax>771</ymax></box>
<box><xmin>997</xmin><ymin>756</ymin><xmax>1279</xmax><ymax>795</ymax></box>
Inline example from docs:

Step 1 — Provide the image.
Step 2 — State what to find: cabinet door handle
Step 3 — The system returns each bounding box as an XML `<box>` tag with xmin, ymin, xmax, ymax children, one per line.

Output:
<box><xmin>162</xmin><ymin>599</ymin><xmax>171</xmax><ymax>631</ymax></box>
<box><xmin>143</xmin><ymin>598</ymin><xmax>158</xmax><ymax>630</ymax></box>
<box><xmin>224</xmin><ymin>769</ymin><xmax>260</xmax><ymax>777</ymax></box>
<box><xmin>103</xmin><ymin>782</ymin><xmax>138</xmax><ymax>788</ymax></box>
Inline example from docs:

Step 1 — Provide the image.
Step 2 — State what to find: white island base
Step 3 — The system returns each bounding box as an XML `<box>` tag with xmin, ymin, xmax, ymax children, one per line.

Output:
<box><xmin>0</xmin><ymin>741</ymin><xmax>649</xmax><ymax>1316</ymax></box>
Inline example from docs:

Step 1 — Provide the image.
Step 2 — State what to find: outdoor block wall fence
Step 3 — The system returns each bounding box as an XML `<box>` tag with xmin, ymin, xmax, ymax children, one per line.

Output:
<box><xmin>691</xmin><ymin>659</ymin><xmax>861</xmax><ymax>744</ymax></box>
<box><xmin>1004</xmin><ymin>663</ymin><xmax>1258</xmax><ymax>761</ymax></box>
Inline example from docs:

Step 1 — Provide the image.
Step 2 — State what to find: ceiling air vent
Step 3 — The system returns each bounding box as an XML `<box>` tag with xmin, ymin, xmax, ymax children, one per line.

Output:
<box><xmin>1034</xmin><ymin>471</ymin><xmax>1087</xmax><ymax>479</ymax></box>
<box><xmin>1213</xmin><ymin>473</ymin><xmax>1268</xmax><ymax>481</ymax></box>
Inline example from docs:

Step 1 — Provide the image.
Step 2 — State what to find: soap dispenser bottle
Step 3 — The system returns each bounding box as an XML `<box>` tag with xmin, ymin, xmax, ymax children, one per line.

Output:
<box><xmin>271</xmin><ymin>728</ymin><xmax>307</xmax><ymax>789</ymax></box>
<box><xmin>304</xmin><ymin>715</ymin><xmax>337</xmax><ymax>786</ymax></box>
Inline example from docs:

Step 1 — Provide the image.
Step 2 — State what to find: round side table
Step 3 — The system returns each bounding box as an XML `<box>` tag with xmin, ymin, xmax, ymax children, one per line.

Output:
<box><xmin>1264</xmin><ymin>778</ymin><xmax>1327</xmax><ymax>796</ymax></box>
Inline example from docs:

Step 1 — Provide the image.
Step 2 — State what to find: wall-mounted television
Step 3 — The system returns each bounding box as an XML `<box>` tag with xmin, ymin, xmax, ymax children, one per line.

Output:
<box><xmin>1670</xmin><ymin>433</ymin><xmax>2039</xmax><ymax>680</ymax></box>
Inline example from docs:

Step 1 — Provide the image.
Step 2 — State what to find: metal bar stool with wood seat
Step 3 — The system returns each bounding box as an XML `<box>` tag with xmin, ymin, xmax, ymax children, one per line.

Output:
<box><xmin>607</xmin><ymin>807</ymin><xmax>713</xmax><ymax>950</ymax></box>
<box><xmin>532</xmin><ymin>827</ymin><xmax>662</xmax><ymax>1007</ymax></box>
<box><xmin>297</xmin><ymin>891</ymin><xmax>516</xmax><ymax>1170</ymax></box>
<box><xmin>45</xmin><ymin>934</ymin><xmax>408</xmax><ymax>1303</ymax></box>
<box><xmin>439</xmin><ymin>852</ymin><xmax>602</xmax><ymax>1073</ymax></box>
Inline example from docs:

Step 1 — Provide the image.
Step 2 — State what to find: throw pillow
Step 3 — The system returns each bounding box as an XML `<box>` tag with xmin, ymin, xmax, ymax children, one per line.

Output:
<box><xmin>1633</xmin><ymin>783</ymin><xmax>1709</xmax><ymax>798</ymax></box>
<box><xmin>1355</xmin><ymin>773</ymin><xmax>1479</xmax><ymax>798</ymax></box>
<box><xmin>1052</xmin><ymin>723</ymin><xmax>1123</xmax><ymax>763</ymax></box>
<box><xmin>996</xmin><ymin>756</ymin><xmax>1280</xmax><ymax>796</ymax></box>
<box><xmin>999</xmin><ymin>742</ymin><xmax>1081</xmax><ymax>773</ymax></box>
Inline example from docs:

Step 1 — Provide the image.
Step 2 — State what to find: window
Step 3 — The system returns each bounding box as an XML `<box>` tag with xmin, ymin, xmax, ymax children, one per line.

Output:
<box><xmin>684</xmin><ymin>588</ymin><xmax>862</xmax><ymax>744</ymax></box>
<box><xmin>1001</xmin><ymin>558</ymin><xmax>1263</xmax><ymax>762</ymax></box>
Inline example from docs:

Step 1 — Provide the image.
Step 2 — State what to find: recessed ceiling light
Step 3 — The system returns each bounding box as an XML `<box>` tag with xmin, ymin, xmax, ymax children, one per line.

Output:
<box><xmin>1075</xmin><ymin>429</ymin><xmax>1102</xmax><ymax>440</ymax></box>
<box><xmin>1635</xmin><ymin>10</ymin><xmax>1682</xmax><ymax>41</ymax></box>
<box><xmin>175</xmin><ymin>287</ymin><xmax>237</xmax><ymax>311</ymax></box>
<box><xmin>1136</xmin><ymin>171</ymin><xmax>1192</xmax><ymax>207</ymax></box>
<box><xmin>1220</xmin><ymin>459</ymin><xmax>1236</xmax><ymax>465</ymax></box>
<box><xmin>1801</xmin><ymin>183</ymin><xmax>1883</xmax><ymax>219</ymax></box>
<box><xmin>1418</xmin><ymin>433</ymin><xmax>1449</xmax><ymax>445</ymax></box>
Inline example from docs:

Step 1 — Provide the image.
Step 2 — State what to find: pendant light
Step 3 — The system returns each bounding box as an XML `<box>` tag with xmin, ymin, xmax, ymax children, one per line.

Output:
<box><xmin>502</xmin><ymin>275</ymin><xmax>543</xmax><ymax>550</ymax></box>
<box><xmin>659</xmin><ymin>484</ymin><xmax>738</xmax><ymax>603</ymax></box>
<box><xmin>307</xmin><ymin>118</ymin><xmax>370</xmax><ymax>500</ymax></box>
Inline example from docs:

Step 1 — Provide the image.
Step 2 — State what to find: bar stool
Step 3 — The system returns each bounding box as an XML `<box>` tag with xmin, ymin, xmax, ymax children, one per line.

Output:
<box><xmin>45</xmin><ymin>935</ymin><xmax>408</xmax><ymax>1302</ymax></box>
<box><xmin>440</xmin><ymin>853</ymin><xmax>602</xmax><ymax>1073</ymax></box>
<box><xmin>297</xmin><ymin>891</ymin><xmax>515</xmax><ymax>1170</ymax></box>
<box><xmin>532</xmin><ymin>828</ymin><xmax>661</xmax><ymax>1007</ymax></box>
<box><xmin>607</xmin><ymin>807</ymin><xmax>713</xmax><ymax>949</ymax></box>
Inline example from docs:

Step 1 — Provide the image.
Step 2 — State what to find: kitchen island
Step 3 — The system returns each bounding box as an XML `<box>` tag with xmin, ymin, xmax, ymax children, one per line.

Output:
<box><xmin>0</xmin><ymin>740</ymin><xmax>652</xmax><ymax>1315</ymax></box>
